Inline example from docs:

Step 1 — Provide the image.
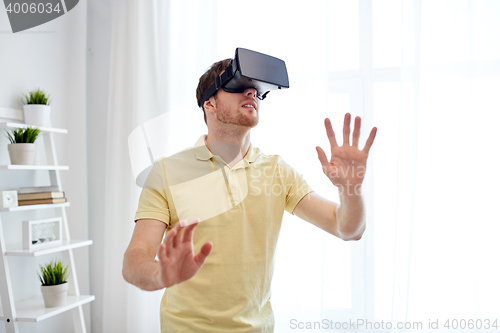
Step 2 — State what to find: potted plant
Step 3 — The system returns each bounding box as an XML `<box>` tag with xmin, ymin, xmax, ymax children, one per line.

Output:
<box><xmin>38</xmin><ymin>260</ymin><xmax>69</xmax><ymax>308</ymax></box>
<box><xmin>22</xmin><ymin>88</ymin><xmax>52</xmax><ymax>127</ymax></box>
<box><xmin>5</xmin><ymin>126</ymin><xmax>41</xmax><ymax>165</ymax></box>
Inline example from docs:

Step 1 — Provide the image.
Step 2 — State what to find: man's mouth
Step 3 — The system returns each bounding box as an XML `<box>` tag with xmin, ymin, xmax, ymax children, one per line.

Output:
<box><xmin>242</xmin><ymin>102</ymin><xmax>257</xmax><ymax>111</ymax></box>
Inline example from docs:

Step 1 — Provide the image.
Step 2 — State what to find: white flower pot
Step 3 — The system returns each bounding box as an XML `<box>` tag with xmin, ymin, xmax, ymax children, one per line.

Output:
<box><xmin>8</xmin><ymin>143</ymin><xmax>36</xmax><ymax>165</ymax></box>
<box><xmin>41</xmin><ymin>282</ymin><xmax>69</xmax><ymax>307</ymax></box>
<box><xmin>23</xmin><ymin>104</ymin><xmax>51</xmax><ymax>127</ymax></box>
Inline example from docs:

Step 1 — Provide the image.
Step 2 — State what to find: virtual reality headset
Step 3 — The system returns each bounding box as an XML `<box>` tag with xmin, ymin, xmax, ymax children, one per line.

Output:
<box><xmin>198</xmin><ymin>48</ymin><xmax>289</xmax><ymax>108</ymax></box>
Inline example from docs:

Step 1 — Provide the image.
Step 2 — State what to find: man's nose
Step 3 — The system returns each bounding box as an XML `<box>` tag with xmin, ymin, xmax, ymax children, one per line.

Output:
<box><xmin>244</xmin><ymin>88</ymin><xmax>257</xmax><ymax>98</ymax></box>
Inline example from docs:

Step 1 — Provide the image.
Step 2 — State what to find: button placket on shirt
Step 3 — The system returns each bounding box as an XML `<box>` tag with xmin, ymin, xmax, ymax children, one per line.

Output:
<box><xmin>227</xmin><ymin>168</ymin><xmax>238</xmax><ymax>203</ymax></box>
<box><xmin>227</xmin><ymin>161</ymin><xmax>247</xmax><ymax>205</ymax></box>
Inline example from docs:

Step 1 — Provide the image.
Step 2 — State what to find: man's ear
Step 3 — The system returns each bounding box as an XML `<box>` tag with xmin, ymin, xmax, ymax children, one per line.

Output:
<box><xmin>204</xmin><ymin>96</ymin><xmax>216</xmax><ymax>114</ymax></box>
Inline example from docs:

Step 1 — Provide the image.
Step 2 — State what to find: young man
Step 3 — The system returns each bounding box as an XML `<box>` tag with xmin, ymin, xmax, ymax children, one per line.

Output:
<box><xmin>122</xmin><ymin>57</ymin><xmax>377</xmax><ymax>332</ymax></box>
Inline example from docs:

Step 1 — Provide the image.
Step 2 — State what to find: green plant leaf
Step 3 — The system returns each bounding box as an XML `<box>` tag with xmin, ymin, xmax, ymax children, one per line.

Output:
<box><xmin>38</xmin><ymin>260</ymin><xmax>69</xmax><ymax>286</ymax></box>
<box><xmin>5</xmin><ymin>126</ymin><xmax>40</xmax><ymax>143</ymax></box>
<box><xmin>22</xmin><ymin>88</ymin><xmax>50</xmax><ymax>105</ymax></box>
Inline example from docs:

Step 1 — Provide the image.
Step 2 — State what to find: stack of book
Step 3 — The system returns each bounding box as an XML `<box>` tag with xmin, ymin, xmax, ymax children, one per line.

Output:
<box><xmin>17</xmin><ymin>186</ymin><xmax>67</xmax><ymax>206</ymax></box>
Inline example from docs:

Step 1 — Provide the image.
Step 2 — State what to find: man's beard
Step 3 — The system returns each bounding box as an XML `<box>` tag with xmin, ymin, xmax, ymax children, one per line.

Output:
<box><xmin>216</xmin><ymin>105</ymin><xmax>259</xmax><ymax>128</ymax></box>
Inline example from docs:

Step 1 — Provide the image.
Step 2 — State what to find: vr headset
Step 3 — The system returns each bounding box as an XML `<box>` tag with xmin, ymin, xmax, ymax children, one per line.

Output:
<box><xmin>199</xmin><ymin>48</ymin><xmax>289</xmax><ymax>108</ymax></box>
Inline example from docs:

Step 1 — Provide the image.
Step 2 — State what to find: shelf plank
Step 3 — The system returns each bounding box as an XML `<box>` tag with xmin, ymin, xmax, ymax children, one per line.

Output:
<box><xmin>0</xmin><ymin>122</ymin><xmax>67</xmax><ymax>134</ymax></box>
<box><xmin>0</xmin><ymin>165</ymin><xmax>69</xmax><ymax>170</ymax></box>
<box><xmin>0</xmin><ymin>295</ymin><xmax>95</xmax><ymax>322</ymax></box>
<box><xmin>5</xmin><ymin>240</ymin><xmax>92</xmax><ymax>257</ymax></box>
<box><xmin>0</xmin><ymin>202</ymin><xmax>70</xmax><ymax>212</ymax></box>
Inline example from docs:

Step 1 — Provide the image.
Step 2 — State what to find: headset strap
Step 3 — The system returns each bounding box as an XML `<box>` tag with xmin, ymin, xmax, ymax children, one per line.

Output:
<box><xmin>199</xmin><ymin>64</ymin><xmax>234</xmax><ymax>108</ymax></box>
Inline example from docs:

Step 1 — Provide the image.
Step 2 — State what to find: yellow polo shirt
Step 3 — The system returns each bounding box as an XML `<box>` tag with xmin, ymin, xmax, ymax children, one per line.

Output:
<box><xmin>134</xmin><ymin>135</ymin><xmax>313</xmax><ymax>332</ymax></box>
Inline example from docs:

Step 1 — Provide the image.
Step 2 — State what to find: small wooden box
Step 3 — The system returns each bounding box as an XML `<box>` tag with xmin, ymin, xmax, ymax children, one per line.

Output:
<box><xmin>23</xmin><ymin>217</ymin><xmax>63</xmax><ymax>251</ymax></box>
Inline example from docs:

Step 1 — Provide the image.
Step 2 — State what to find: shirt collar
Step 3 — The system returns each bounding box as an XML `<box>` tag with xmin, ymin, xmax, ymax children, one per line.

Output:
<box><xmin>194</xmin><ymin>135</ymin><xmax>260</xmax><ymax>164</ymax></box>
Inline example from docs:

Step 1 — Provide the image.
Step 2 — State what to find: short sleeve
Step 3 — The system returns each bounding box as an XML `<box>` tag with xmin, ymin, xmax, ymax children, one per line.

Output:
<box><xmin>134</xmin><ymin>159</ymin><xmax>171</xmax><ymax>225</ymax></box>
<box><xmin>279</xmin><ymin>157</ymin><xmax>314</xmax><ymax>215</ymax></box>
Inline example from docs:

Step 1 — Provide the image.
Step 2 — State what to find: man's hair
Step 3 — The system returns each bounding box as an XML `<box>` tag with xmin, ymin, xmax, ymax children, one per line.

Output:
<box><xmin>196</xmin><ymin>58</ymin><xmax>233</xmax><ymax>125</ymax></box>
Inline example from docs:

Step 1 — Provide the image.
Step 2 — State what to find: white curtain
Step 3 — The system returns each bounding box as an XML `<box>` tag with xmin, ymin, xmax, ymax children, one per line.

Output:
<box><xmin>98</xmin><ymin>1</ymin><xmax>500</xmax><ymax>332</ymax></box>
<box><xmin>100</xmin><ymin>1</ymin><xmax>217</xmax><ymax>332</ymax></box>
<box><xmin>101</xmin><ymin>1</ymin><xmax>166</xmax><ymax>332</ymax></box>
<box><xmin>379</xmin><ymin>1</ymin><xmax>500</xmax><ymax>331</ymax></box>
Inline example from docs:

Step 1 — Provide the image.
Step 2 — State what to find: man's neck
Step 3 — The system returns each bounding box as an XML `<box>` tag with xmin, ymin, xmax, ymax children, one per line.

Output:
<box><xmin>205</xmin><ymin>130</ymin><xmax>251</xmax><ymax>168</ymax></box>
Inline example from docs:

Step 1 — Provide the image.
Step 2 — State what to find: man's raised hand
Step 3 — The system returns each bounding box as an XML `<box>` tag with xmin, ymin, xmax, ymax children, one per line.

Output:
<box><xmin>316</xmin><ymin>113</ymin><xmax>377</xmax><ymax>194</ymax></box>
<box><xmin>156</xmin><ymin>219</ymin><xmax>212</xmax><ymax>288</ymax></box>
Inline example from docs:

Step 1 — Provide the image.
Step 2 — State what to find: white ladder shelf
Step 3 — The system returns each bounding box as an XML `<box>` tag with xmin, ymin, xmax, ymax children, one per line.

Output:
<box><xmin>0</xmin><ymin>108</ymin><xmax>94</xmax><ymax>333</ymax></box>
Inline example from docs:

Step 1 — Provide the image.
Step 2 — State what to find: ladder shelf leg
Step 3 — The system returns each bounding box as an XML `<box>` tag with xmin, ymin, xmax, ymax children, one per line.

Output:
<box><xmin>0</xmin><ymin>215</ymin><xmax>20</xmax><ymax>333</ymax></box>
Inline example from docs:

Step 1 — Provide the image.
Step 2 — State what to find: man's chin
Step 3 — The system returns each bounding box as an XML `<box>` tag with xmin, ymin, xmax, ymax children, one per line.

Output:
<box><xmin>240</xmin><ymin>117</ymin><xmax>259</xmax><ymax>128</ymax></box>
<box><xmin>231</xmin><ymin>112</ymin><xmax>258</xmax><ymax>127</ymax></box>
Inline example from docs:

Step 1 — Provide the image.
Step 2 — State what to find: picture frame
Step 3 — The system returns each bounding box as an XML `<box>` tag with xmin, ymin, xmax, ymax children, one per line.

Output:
<box><xmin>22</xmin><ymin>217</ymin><xmax>63</xmax><ymax>251</ymax></box>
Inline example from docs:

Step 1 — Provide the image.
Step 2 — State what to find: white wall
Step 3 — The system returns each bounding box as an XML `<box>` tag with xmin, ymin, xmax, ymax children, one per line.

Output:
<box><xmin>0</xmin><ymin>1</ymin><xmax>90</xmax><ymax>332</ymax></box>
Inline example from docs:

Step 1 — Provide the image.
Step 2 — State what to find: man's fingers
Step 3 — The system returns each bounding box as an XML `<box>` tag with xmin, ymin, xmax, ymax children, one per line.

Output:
<box><xmin>172</xmin><ymin>220</ymin><xmax>187</xmax><ymax>249</ymax></box>
<box><xmin>157</xmin><ymin>242</ymin><xmax>167</xmax><ymax>262</ymax></box>
<box><xmin>171</xmin><ymin>229</ymin><xmax>179</xmax><ymax>249</ymax></box>
<box><xmin>324</xmin><ymin>118</ymin><xmax>338</xmax><ymax>152</ymax></box>
<box><xmin>194</xmin><ymin>242</ymin><xmax>213</xmax><ymax>266</ymax></box>
<box><xmin>343</xmin><ymin>113</ymin><xmax>351</xmax><ymax>146</ymax></box>
<box><xmin>163</xmin><ymin>220</ymin><xmax>183</xmax><ymax>245</ymax></box>
<box><xmin>164</xmin><ymin>228</ymin><xmax>177</xmax><ymax>257</ymax></box>
<box><xmin>362</xmin><ymin>127</ymin><xmax>377</xmax><ymax>154</ymax></box>
<box><xmin>316</xmin><ymin>146</ymin><xmax>329</xmax><ymax>169</ymax></box>
<box><xmin>352</xmin><ymin>116</ymin><xmax>361</xmax><ymax>148</ymax></box>
<box><xmin>182</xmin><ymin>218</ymin><xmax>200</xmax><ymax>243</ymax></box>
